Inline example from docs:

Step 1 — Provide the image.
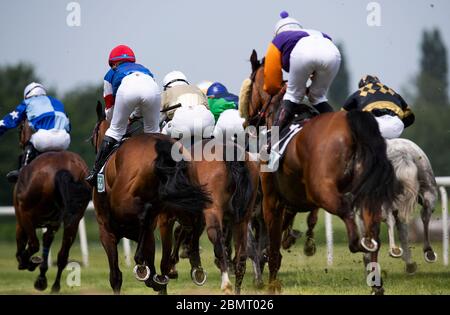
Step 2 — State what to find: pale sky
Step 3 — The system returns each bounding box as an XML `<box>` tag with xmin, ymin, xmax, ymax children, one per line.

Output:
<box><xmin>1</xmin><ymin>0</ymin><xmax>449</xmax><ymax>98</ymax></box>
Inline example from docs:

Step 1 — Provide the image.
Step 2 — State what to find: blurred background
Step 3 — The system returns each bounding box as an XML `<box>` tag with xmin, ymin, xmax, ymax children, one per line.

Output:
<box><xmin>0</xmin><ymin>0</ymin><xmax>449</xmax><ymax>205</ymax></box>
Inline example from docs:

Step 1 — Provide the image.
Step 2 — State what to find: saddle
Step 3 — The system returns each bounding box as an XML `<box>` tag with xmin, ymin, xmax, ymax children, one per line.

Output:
<box><xmin>267</xmin><ymin>106</ymin><xmax>316</xmax><ymax>171</ymax></box>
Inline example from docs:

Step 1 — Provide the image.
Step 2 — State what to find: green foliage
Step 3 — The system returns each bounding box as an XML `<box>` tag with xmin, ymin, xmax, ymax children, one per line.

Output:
<box><xmin>62</xmin><ymin>84</ymin><xmax>103</xmax><ymax>168</ymax></box>
<box><xmin>328</xmin><ymin>43</ymin><xmax>350</xmax><ymax>108</ymax></box>
<box><xmin>404</xmin><ymin>28</ymin><xmax>450</xmax><ymax>176</ymax></box>
<box><xmin>0</xmin><ymin>63</ymin><xmax>40</xmax><ymax>205</ymax></box>
<box><xmin>416</xmin><ymin>28</ymin><xmax>448</xmax><ymax>106</ymax></box>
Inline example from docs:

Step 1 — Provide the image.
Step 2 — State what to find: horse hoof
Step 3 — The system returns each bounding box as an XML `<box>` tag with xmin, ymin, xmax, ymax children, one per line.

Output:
<box><xmin>133</xmin><ymin>264</ymin><xmax>150</xmax><ymax>281</ymax></box>
<box><xmin>371</xmin><ymin>287</ymin><xmax>384</xmax><ymax>295</ymax></box>
<box><xmin>389</xmin><ymin>247</ymin><xmax>403</xmax><ymax>258</ymax></box>
<box><xmin>191</xmin><ymin>268</ymin><xmax>207</xmax><ymax>286</ymax></box>
<box><xmin>424</xmin><ymin>250</ymin><xmax>437</xmax><ymax>263</ymax></box>
<box><xmin>361</xmin><ymin>238</ymin><xmax>378</xmax><ymax>253</ymax></box>
<box><xmin>405</xmin><ymin>262</ymin><xmax>417</xmax><ymax>275</ymax></box>
<box><xmin>268</xmin><ymin>280</ymin><xmax>282</xmax><ymax>294</ymax></box>
<box><xmin>221</xmin><ymin>282</ymin><xmax>233</xmax><ymax>295</ymax></box>
<box><xmin>34</xmin><ymin>276</ymin><xmax>47</xmax><ymax>291</ymax></box>
<box><xmin>168</xmin><ymin>268</ymin><xmax>179</xmax><ymax>279</ymax></box>
<box><xmin>51</xmin><ymin>283</ymin><xmax>61</xmax><ymax>294</ymax></box>
<box><xmin>304</xmin><ymin>238</ymin><xmax>316</xmax><ymax>256</ymax></box>
<box><xmin>253</xmin><ymin>278</ymin><xmax>265</xmax><ymax>290</ymax></box>
<box><xmin>153</xmin><ymin>274</ymin><xmax>169</xmax><ymax>286</ymax></box>
<box><xmin>28</xmin><ymin>257</ymin><xmax>43</xmax><ymax>271</ymax></box>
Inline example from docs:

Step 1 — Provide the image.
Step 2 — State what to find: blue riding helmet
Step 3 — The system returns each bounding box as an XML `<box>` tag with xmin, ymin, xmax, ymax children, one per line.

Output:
<box><xmin>206</xmin><ymin>82</ymin><xmax>229</xmax><ymax>98</ymax></box>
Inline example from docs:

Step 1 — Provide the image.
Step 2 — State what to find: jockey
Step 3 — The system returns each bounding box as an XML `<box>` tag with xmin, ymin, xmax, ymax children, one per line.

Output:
<box><xmin>160</xmin><ymin>70</ymin><xmax>214</xmax><ymax>139</ymax></box>
<box><xmin>264</xmin><ymin>11</ymin><xmax>341</xmax><ymax>130</ymax></box>
<box><xmin>161</xmin><ymin>70</ymin><xmax>209</xmax><ymax>123</ymax></box>
<box><xmin>0</xmin><ymin>82</ymin><xmax>71</xmax><ymax>182</ymax></box>
<box><xmin>343</xmin><ymin>75</ymin><xmax>415</xmax><ymax>139</ymax></box>
<box><xmin>206</xmin><ymin>82</ymin><xmax>239</xmax><ymax>122</ymax></box>
<box><xmin>86</xmin><ymin>45</ymin><xmax>161</xmax><ymax>185</ymax></box>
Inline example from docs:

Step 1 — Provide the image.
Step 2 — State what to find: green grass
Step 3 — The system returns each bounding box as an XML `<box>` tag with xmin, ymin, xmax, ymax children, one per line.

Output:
<box><xmin>0</xmin><ymin>211</ymin><xmax>449</xmax><ymax>295</ymax></box>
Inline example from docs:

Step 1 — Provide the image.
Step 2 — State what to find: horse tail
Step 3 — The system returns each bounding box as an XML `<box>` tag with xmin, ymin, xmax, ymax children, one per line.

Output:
<box><xmin>224</xmin><ymin>145</ymin><xmax>253</xmax><ymax>223</ymax></box>
<box><xmin>346</xmin><ymin>111</ymin><xmax>402</xmax><ymax>214</ymax></box>
<box><xmin>54</xmin><ymin>170</ymin><xmax>91</xmax><ymax>226</ymax></box>
<box><xmin>154</xmin><ymin>138</ymin><xmax>211</xmax><ymax>213</ymax></box>
<box><xmin>390</xmin><ymin>154</ymin><xmax>419</xmax><ymax>223</ymax></box>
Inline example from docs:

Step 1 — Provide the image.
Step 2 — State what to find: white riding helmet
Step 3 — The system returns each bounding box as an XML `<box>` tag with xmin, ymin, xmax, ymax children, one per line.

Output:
<box><xmin>163</xmin><ymin>71</ymin><xmax>189</xmax><ymax>90</ymax></box>
<box><xmin>24</xmin><ymin>82</ymin><xmax>47</xmax><ymax>99</ymax></box>
<box><xmin>274</xmin><ymin>11</ymin><xmax>303</xmax><ymax>35</ymax></box>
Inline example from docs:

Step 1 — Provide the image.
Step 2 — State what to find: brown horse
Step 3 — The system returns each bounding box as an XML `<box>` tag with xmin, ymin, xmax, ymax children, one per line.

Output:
<box><xmin>13</xmin><ymin>121</ymin><xmax>91</xmax><ymax>293</ymax></box>
<box><xmin>244</xmin><ymin>50</ymin><xmax>401</xmax><ymax>294</ymax></box>
<box><xmin>165</xmin><ymin>138</ymin><xmax>259</xmax><ymax>294</ymax></box>
<box><xmin>91</xmin><ymin>101</ymin><xmax>210</xmax><ymax>294</ymax></box>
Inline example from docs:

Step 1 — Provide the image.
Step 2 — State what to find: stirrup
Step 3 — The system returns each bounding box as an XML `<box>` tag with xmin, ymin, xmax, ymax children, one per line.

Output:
<box><xmin>85</xmin><ymin>172</ymin><xmax>97</xmax><ymax>186</ymax></box>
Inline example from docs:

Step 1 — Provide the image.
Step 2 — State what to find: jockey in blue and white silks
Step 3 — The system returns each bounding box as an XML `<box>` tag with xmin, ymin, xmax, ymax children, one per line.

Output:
<box><xmin>86</xmin><ymin>45</ymin><xmax>161</xmax><ymax>186</ymax></box>
<box><xmin>0</xmin><ymin>82</ymin><xmax>71</xmax><ymax>182</ymax></box>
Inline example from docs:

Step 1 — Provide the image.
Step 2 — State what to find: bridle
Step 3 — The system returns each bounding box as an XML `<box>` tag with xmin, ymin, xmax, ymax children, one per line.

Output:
<box><xmin>246</xmin><ymin>67</ymin><xmax>274</xmax><ymax>129</ymax></box>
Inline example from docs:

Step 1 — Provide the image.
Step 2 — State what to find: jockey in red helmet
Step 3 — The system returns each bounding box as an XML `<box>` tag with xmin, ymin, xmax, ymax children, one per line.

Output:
<box><xmin>86</xmin><ymin>45</ymin><xmax>161</xmax><ymax>186</ymax></box>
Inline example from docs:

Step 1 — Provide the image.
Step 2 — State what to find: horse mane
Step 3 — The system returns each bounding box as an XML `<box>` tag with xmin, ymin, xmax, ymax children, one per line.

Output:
<box><xmin>238</xmin><ymin>78</ymin><xmax>252</xmax><ymax>119</ymax></box>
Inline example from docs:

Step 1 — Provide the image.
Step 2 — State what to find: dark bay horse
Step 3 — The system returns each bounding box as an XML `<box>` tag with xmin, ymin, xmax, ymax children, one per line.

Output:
<box><xmin>14</xmin><ymin>121</ymin><xmax>91</xmax><ymax>293</ymax></box>
<box><xmin>91</xmin><ymin>102</ymin><xmax>210</xmax><ymax>294</ymax></box>
<box><xmin>165</xmin><ymin>138</ymin><xmax>260</xmax><ymax>294</ymax></box>
<box><xmin>244</xmin><ymin>50</ymin><xmax>401</xmax><ymax>294</ymax></box>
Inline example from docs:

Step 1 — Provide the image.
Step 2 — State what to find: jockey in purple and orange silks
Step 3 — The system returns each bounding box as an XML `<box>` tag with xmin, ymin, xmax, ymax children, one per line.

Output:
<box><xmin>86</xmin><ymin>45</ymin><xmax>161</xmax><ymax>186</ymax></box>
<box><xmin>264</xmin><ymin>11</ymin><xmax>342</xmax><ymax>130</ymax></box>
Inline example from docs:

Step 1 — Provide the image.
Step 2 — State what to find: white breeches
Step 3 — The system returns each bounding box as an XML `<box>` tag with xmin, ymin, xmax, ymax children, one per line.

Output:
<box><xmin>162</xmin><ymin>105</ymin><xmax>215</xmax><ymax>139</ymax></box>
<box><xmin>213</xmin><ymin>109</ymin><xmax>245</xmax><ymax>140</ymax></box>
<box><xmin>375</xmin><ymin>115</ymin><xmax>405</xmax><ymax>139</ymax></box>
<box><xmin>105</xmin><ymin>72</ymin><xmax>161</xmax><ymax>141</ymax></box>
<box><xmin>285</xmin><ymin>36</ymin><xmax>341</xmax><ymax>105</ymax></box>
<box><xmin>30</xmin><ymin>129</ymin><xmax>71</xmax><ymax>152</ymax></box>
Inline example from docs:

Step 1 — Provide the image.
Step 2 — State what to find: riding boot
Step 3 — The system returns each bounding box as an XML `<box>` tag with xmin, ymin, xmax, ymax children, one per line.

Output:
<box><xmin>6</xmin><ymin>143</ymin><xmax>39</xmax><ymax>183</ymax></box>
<box><xmin>273</xmin><ymin>100</ymin><xmax>297</xmax><ymax>132</ymax></box>
<box><xmin>314</xmin><ymin>101</ymin><xmax>334</xmax><ymax>113</ymax></box>
<box><xmin>85</xmin><ymin>136</ymin><xmax>118</xmax><ymax>186</ymax></box>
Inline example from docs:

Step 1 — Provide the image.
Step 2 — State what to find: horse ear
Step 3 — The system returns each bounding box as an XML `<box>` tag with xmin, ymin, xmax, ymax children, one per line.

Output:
<box><xmin>250</xmin><ymin>49</ymin><xmax>260</xmax><ymax>73</ymax></box>
<box><xmin>96</xmin><ymin>100</ymin><xmax>105</xmax><ymax>121</ymax></box>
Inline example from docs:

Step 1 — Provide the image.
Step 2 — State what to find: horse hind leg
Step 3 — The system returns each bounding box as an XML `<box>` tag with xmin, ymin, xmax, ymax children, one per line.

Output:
<box><xmin>304</xmin><ymin>208</ymin><xmax>319</xmax><ymax>256</ymax></box>
<box><xmin>420</xmin><ymin>192</ymin><xmax>437</xmax><ymax>263</ymax></box>
<box><xmin>34</xmin><ymin>228</ymin><xmax>57</xmax><ymax>291</ymax></box>
<box><xmin>98</xmin><ymin>223</ymin><xmax>122</xmax><ymax>294</ymax></box>
<box><xmin>205</xmin><ymin>210</ymin><xmax>232</xmax><ymax>294</ymax></box>
<box><xmin>21</xmin><ymin>219</ymin><xmax>42</xmax><ymax>272</ymax></box>
<box><xmin>395</xmin><ymin>217</ymin><xmax>417</xmax><ymax>275</ymax></box>
<box><xmin>15</xmin><ymin>223</ymin><xmax>29</xmax><ymax>270</ymax></box>
<box><xmin>386</xmin><ymin>211</ymin><xmax>403</xmax><ymax>258</ymax></box>
<box><xmin>51</xmin><ymin>216</ymin><xmax>83</xmax><ymax>293</ymax></box>
<box><xmin>233</xmin><ymin>219</ymin><xmax>249</xmax><ymax>295</ymax></box>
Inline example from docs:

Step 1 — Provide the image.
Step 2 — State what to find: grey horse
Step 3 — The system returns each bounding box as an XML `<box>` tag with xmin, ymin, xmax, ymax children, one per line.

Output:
<box><xmin>361</xmin><ymin>138</ymin><xmax>438</xmax><ymax>274</ymax></box>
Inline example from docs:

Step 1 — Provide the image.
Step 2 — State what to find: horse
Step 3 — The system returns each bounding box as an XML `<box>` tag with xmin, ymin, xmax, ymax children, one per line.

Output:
<box><xmin>380</xmin><ymin>138</ymin><xmax>438</xmax><ymax>273</ymax></box>
<box><xmin>243</xmin><ymin>50</ymin><xmax>401</xmax><ymax>294</ymax></box>
<box><xmin>91</xmin><ymin>101</ymin><xmax>210</xmax><ymax>294</ymax></box>
<box><xmin>13</xmin><ymin>121</ymin><xmax>91</xmax><ymax>293</ymax></box>
<box><xmin>160</xmin><ymin>135</ymin><xmax>260</xmax><ymax>294</ymax></box>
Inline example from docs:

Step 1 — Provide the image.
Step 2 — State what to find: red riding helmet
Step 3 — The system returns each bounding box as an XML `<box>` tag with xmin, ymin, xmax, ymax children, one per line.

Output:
<box><xmin>108</xmin><ymin>45</ymin><xmax>136</xmax><ymax>67</ymax></box>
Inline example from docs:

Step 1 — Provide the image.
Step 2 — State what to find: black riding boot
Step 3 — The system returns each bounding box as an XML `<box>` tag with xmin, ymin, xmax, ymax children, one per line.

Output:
<box><xmin>85</xmin><ymin>136</ymin><xmax>118</xmax><ymax>186</ymax></box>
<box><xmin>273</xmin><ymin>100</ymin><xmax>297</xmax><ymax>131</ymax></box>
<box><xmin>6</xmin><ymin>143</ymin><xmax>39</xmax><ymax>183</ymax></box>
<box><xmin>314</xmin><ymin>101</ymin><xmax>334</xmax><ymax>113</ymax></box>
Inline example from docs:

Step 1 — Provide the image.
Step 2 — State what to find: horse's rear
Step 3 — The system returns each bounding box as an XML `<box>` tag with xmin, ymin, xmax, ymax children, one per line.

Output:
<box><xmin>263</xmin><ymin>110</ymin><xmax>400</xmax><ymax>294</ymax></box>
<box><xmin>13</xmin><ymin>150</ymin><xmax>91</xmax><ymax>292</ymax></box>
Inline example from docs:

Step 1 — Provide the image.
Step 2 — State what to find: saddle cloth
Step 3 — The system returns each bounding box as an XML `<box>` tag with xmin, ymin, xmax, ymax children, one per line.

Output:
<box><xmin>267</xmin><ymin>124</ymin><xmax>303</xmax><ymax>172</ymax></box>
<box><xmin>97</xmin><ymin>140</ymin><xmax>124</xmax><ymax>193</ymax></box>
